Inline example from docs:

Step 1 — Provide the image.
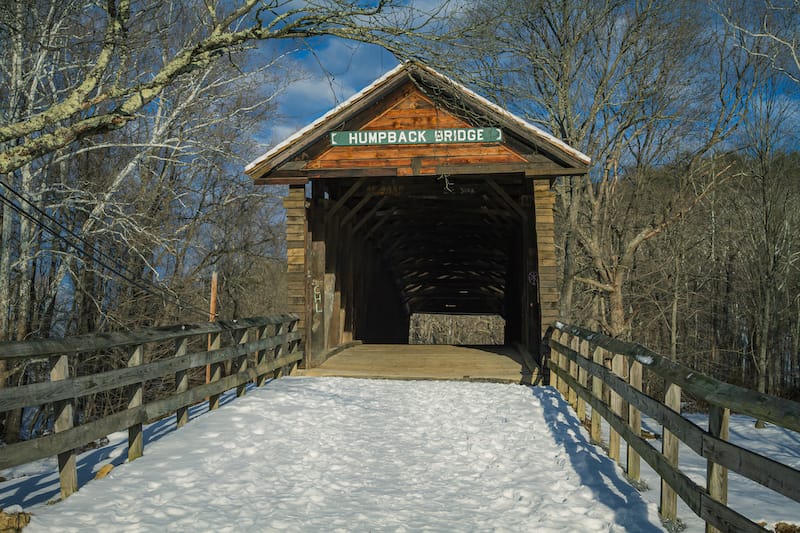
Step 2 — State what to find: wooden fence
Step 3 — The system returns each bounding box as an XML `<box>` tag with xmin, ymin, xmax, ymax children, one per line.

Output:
<box><xmin>545</xmin><ymin>321</ymin><xmax>800</xmax><ymax>533</ymax></box>
<box><xmin>0</xmin><ymin>314</ymin><xmax>303</xmax><ymax>500</ymax></box>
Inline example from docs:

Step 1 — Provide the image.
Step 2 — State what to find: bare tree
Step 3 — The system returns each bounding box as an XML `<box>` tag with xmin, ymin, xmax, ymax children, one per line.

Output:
<box><xmin>719</xmin><ymin>0</ymin><xmax>800</xmax><ymax>84</ymax></box>
<box><xmin>445</xmin><ymin>0</ymin><xmax>757</xmax><ymax>338</ymax></box>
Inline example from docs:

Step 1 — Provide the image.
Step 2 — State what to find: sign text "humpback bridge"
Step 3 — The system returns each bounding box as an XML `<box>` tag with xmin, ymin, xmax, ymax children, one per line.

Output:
<box><xmin>330</xmin><ymin>127</ymin><xmax>502</xmax><ymax>147</ymax></box>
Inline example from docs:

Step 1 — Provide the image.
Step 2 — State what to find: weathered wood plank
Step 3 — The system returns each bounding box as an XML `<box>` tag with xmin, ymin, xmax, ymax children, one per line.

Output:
<box><xmin>702</xmin><ymin>431</ymin><xmax>800</xmax><ymax>504</ymax></box>
<box><xmin>549</xmin><ymin>363</ymin><xmax>765</xmax><ymax>533</ymax></box>
<box><xmin>0</xmin><ymin>331</ymin><xmax>301</xmax><ymax>411</ymax></box>
<box><xmin>590</xmin><ymin>345</ymin><xmax>603</xmax><ymax>444</ymax></box>
<box><xmin>549</xmin><ymin>337</ymin><xmax>705</xmax><ymax>453</ymax></box>
<box><xmin>50</xmin><ymin>353</ymin><xmax>77</xmax><ymax>500</ymax></box>
<box><xmin>706</xmin><ymin>405</ymin><xmax>729</xmax><ymax>533</ymax></box>
<box><xmin>662</xmin><ymin>382</ymin><xmax>681</xmax><ymax>521</ymax></box>
<box><xmin>174</xmin><ymin>337</ymin><xmax>189</xmax><ymax>428</ymax></box>
<box><xmin>127</xmin><ymin>345</ymin><xmax>144</xmax><ymax>462</ymax></box>
<box><xmin>628</xmin><ymin>359</ymin><xmax>642</xmax><ymax>482</ymax></box>
<box><xmin>0</xmin><ymin>350</ymin><xmax>303</xmax><ymax>471</ymax></box>
<box><xmin>0</xmin><ymin>315</ymin><xmax>297</xmax><ymax>359</ymax></box>
<box><xmin>551</xmin><ymin>322</ymin><xmax>800</xmax><ymax>433</ymax></box>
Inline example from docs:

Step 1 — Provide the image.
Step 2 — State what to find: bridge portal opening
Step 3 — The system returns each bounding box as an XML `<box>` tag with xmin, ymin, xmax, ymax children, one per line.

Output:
<box><xmin>245</xmin><ymin>61</ymin><xmax>589</xmax><ymax>368</ymax></box>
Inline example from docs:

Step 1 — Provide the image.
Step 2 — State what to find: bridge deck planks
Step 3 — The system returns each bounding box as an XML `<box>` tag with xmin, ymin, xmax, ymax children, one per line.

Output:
<box><xmin>294</xmin><ymin>344</ymin><xmax>531</xmax><ymax>383</ymax></box>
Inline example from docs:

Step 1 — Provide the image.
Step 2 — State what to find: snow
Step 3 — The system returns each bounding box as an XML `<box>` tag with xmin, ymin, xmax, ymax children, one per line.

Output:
<box><xmin>635</xmin><ymin>354</ymin><xmax>654</xmax><ymax>366</ymax></box>
<box><xmin>3</xmin><ymin>378</ymin><xmax>797</xmax><ymax>532</ymax></box>
<box><xmin>5</xmin><ymin>378</ymin><xmax>665</xmax><ymax>532</ymax></box>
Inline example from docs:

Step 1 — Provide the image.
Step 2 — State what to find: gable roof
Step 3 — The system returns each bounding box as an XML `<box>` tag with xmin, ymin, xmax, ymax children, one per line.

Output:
<box><xmin>245</xmin><ymin>61</ymin><xmax>590</xmax><ymax>182</ymax></box>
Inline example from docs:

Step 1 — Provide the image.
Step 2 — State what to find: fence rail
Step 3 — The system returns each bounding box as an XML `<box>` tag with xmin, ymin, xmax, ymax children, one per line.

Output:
<box><xmin>0</xmin><ymin>314</ymin><xmax>303</xmax><ymax>500</ymax></box>
<box><xmin>545</xmin><ymin>321</ymin><xmax>800</xmax><ymax>533</ymax></box>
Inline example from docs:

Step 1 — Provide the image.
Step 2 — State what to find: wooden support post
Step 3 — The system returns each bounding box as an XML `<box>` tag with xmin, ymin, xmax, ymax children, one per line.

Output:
<box><xmin>559</xmin><ymin>334</ymin><xmax>570</xmax><ymax>398</ymax></box>
<box><xmin>568</xmin><ymin>335</ymin><xmax>579</xmax><ymax>411</ymax></box>
<box><xmin>590</xmin><ymin>346</ymin><xmax>603</xmax><ymax>444</ymax></box>
<box><xmin>627</xmin><ymin>359</ymin><xmax>643</xmax><ymax>482</ymax></box>
<box><xmin>50</xmin><ymin>354</ymin><xmax>77</xmax><ymax>499</ymax></box>
<box><xmin>608</xmin><ymin>352</ymin><xmax>623</xmax><ymax>464</ymax></box>
<box><xmin>533</xmin><ymin>180</ymin><xmax>558</xmax><ymax>339</ymax></box>
<box><xmin>705</xmin><ymin>405</ymin><xmax>730</xmax><ymax>533</ymax></box>
<box><xmin>254</xmin><ymin>325</ymin><xmax>269</xmax><ymax>386</ymax></box>
<box><xmin>272</xmin><ymin>321</ymin><xmax>285</xmax><ymax>379</ymax></box>
<box><xmin>575</xmin><ymin>338</ymin><xmax>588</xmax><ymax>424</ymax></box>
<box><xmin>285</xmin><ymin>318</ymin><xmax>301</xmax><ymax>375</ymax></box>
<box><xmin>550</xmin><ymin>330</ymin><xmax>561</xmax><ymax>392</ymax></box>
<box><xmin>661</xmin><ymin>382</ymin><xmax>682</xmax><ymax>522</ymax></box>
<box><xmin>285</xmin><ymin>184</ymin><xmax>307</xmax><ymax>354</ymax></box>
<box><xmin>234</xmin><ymin>328</ymin><xmax>249</xmax><ymax>398</ymax></box>
<box><xmin>206</xmin><ymin>271</ymin><xmax>218</xmax><ymax>385</ymax></box>
<box><xmin>208</xmin><ymin>332</ymin><xmax>222</xmax><ymax>410</ymax></box>
<box><xmin>127</xmin><ymin>344</ymin><xmax>144</xmax><ymax>462</ymax></box>
<box><xmin>286</xmin><ymin>322</ymin><xmax>301</xmax><ymax>374</ymax></box>
<box><xmin>175</xmin><ymin>337</ymin><xmax>189</xmax><ymax>428</ymax></box>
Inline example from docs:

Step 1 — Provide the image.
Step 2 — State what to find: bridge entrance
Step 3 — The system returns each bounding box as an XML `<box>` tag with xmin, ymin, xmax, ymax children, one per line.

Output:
<box><xmin>246</xmin><ymin>62</ymin><xmax>589</xmax><ymax>369</ymax></box>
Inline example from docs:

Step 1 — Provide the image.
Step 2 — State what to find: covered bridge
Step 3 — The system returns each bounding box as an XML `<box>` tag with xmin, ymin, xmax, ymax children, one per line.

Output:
<box><xmin>245</xmin><ymin>61</ymin><xmax>589</xmax><ymax>368</ymax></box>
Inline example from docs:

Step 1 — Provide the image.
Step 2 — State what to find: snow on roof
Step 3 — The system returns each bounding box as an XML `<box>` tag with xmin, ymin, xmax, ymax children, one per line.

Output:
<box><xmin>245</xmin><ymin>61</ymin><xmax>590</xmax><ymax>178</ymax></box>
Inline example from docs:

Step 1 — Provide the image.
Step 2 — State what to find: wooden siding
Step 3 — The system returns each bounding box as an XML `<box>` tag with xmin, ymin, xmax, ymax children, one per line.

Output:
<box><xmin>534</xmin><ymin>179</ymin><xmax>558</xmax><ymax>337</ymax></box>
<box><xmin>284</xmin><ymin>185</ymin><xmax>306</xmax><ymax>335</ymax></box>
<box><xmin>308</xmin><ymin>90</ymin><xmax>527</xmax><ymax>177</ymax></box>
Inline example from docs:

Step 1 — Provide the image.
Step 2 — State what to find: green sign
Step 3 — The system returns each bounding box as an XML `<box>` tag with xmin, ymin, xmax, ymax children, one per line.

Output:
<box><xmin>330</xmin><ymin>127</ymin><xmax>502</xmax><ymax>147</ymax></box>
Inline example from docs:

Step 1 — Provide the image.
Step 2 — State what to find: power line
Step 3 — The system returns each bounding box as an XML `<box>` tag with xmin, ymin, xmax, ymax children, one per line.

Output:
<box><xmin>0</xmin><ymin>178</ymin><xmax>126</xmax><ymax>271</ymax></box>
<box><xmin>0</xmin><ymin>182</ymin><xmax>211</xmax><ymax>320</ymax></box>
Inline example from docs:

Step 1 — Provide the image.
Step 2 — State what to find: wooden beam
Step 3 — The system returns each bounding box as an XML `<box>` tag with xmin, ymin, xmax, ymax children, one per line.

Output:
<box><xmin>254</xmin><ymin>177</ymin><xmax>308</xmax><ymax>186</ymax></box>
<box><xmin>525</xmin><ymin>167</ymin><xmax>587</xmax><ymax>177</ymax></box>
<box><xmin>352</xmin><ymin>196</ymin><xmax>388</xmax><ymax>234</ymax></box>
<box><xmin>325</xmin><ymin>180</ymin><xmax>364</xmax><ymax>222</ymax></box>
<box><xmin>486</xmin><ymin>178</ymin><xmax>526</xmax><ymax>219</ymax></box>
<box><xmin>341</xmin><ymin>192</ymin><xmax>375</xmax><ymax>226</ymax></box>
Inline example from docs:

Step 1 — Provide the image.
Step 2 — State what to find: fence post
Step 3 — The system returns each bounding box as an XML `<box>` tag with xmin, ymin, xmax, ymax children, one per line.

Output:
<box><xmin>550</xmin><ymin>330</ymin><xmax>561</xmax><ymax>392</ymax></box>
<box><xmin>609</xmin><ymin>351</ymin><xmax>623</xmax><ymax>464</ymax></box>
<box><xmin>590</xmin><ymin>345</ymin><xmax>603</xmax><ymax>444</ymax></box>
<box><xmin>568</xmin><ymin>336</ymin><xmax>579</xmax><ymax>410</ymax></box>
<box><xmin>627</xmin><ymin>358</ymin><xmax>642</xmax><ymax>482</ymax></box>
<box><xmin>285</xmin><ymin>317</ymin><xmax>301</xmax><ymax>375</ymax></box>
<box><xmin>208</xmin><ymin>331</ymin><xmax>222</xmax><ymax>410</ymax></box>
<box><xmin>558</xmin><ymin>332</ymin><xmax>570</xmax><ymax>398</ymax></box>
<box><xmin>272</xmin><ymin>320</ymin><xmax>286</xmax><ymax>379</ymax></box>
<box><xmin>576</xmin><ymin>338</ymin><xmax>588</xmax><ymax>424</ymax></box>
<box><xmin>50</xmin><ymin>354</ymin><xmax>77</xmax><ymax>499</ymax></box>
<box><xmin>127</xmin><ymin>344</ymin><xmax>144</xmax><ymax>461</ymax></box>
<box><xmin>705</xmin><ymin>405</ymin><xmax>730</xmax><ymax>533</ymax></box>
<box><xmin>175</xmin><ymin>337</ymin><xmax>189</xmax><ymax>428</ymax></box>
<box><xmin>234</xmin><ymin>327</ymin><xmax>249</xmax><ymax>398</ymax></box>
<box><xmin>254</xmin><ymin>324</ymin><xmax>269</xmax><ymax>387</ymax></box>
<box><xmin>661</xmin><ymin>381</ymin><xmax>682</xmax><ymax>522</ymax></box>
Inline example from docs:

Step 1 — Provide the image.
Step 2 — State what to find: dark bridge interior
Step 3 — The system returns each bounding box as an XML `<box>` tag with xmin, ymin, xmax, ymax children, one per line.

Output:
<box><xmin>308</xmin><ymin>174</ymin><xmax>531</xmax><ymax>347</ymax></box>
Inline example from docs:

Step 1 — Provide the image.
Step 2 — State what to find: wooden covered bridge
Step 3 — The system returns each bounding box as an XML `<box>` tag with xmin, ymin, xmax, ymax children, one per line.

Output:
<box><xmin>245</xmin><ymin>61</ymin><xmax>590</xmax><ymax>380</ymax></box>
<box><xmin>2</xmin><ymin>62</ymin><xmax>799</xmax><ymax>533</ymax></box>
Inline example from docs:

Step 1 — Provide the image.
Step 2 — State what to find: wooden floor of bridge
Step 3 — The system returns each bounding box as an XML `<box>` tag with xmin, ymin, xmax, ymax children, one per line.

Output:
<box><xmin>294</xmin><ymin>344</ymin><xmax>533</xmax><ymax>383</ymax></box>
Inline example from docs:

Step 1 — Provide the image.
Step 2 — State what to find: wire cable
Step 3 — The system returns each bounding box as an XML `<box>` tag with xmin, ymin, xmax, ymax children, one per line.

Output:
<box><xmin>0</xmin><ymin>185</ymin><xmax>212</xmax><ymax>320</ymax></box>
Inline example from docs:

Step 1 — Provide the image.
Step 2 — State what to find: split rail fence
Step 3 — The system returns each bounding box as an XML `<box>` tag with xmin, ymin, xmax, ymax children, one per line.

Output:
<box><xmin>0</xmin><ymin>314</ymin><xmax>302</xmax><ymax>500</ymax></box>
<box><xmin>546</xmin><ymin>321</ymin><xmax>800</xmax><ymax>533</ymax></box>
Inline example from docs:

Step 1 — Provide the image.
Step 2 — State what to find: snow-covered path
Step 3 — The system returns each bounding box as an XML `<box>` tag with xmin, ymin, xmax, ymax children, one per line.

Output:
<box><xmin>24</xmin><ymin>378</ymin><xmax>665</xmax><ymax>532</ymax></box>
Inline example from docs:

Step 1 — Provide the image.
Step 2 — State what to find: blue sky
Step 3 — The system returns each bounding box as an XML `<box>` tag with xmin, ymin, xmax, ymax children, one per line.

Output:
<box><xmin>252</xmin><ymin>0</ymin><xmax>459</xmax><ymax>150</ymax></box>
<box><xmin>265</xmin><ymin>37</ymin><xmax>399</xmax><ymax>146</ymax></box>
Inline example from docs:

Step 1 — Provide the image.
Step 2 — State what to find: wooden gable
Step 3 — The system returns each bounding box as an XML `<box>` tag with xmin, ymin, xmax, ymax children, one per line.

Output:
<box><xmin>307</xmin><ymin>88</ymin><xmax>527</xmax><ymax>177</ymax></box>
<box><xmin>246</xmin><ymin>62</ymin><xmax>590</xmax><ymax>184</ymax></box>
